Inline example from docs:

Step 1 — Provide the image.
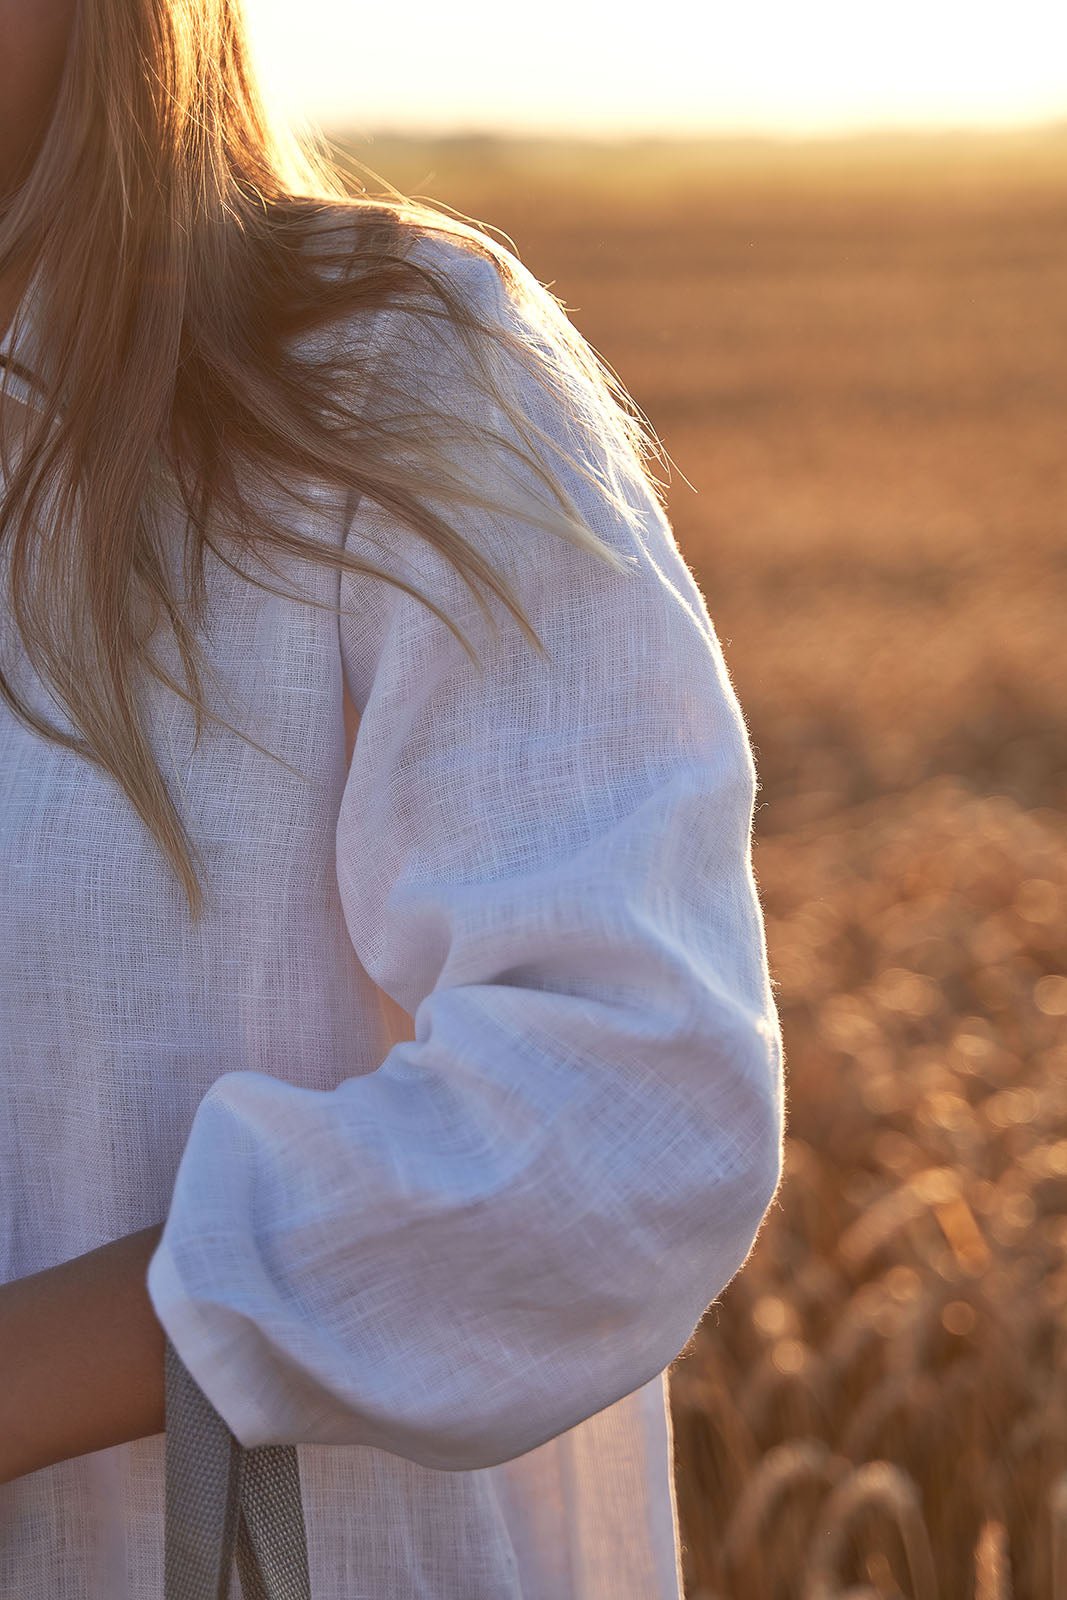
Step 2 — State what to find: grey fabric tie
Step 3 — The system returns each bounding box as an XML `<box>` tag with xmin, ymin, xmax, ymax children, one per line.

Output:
<box><xmin>164</xmin><ymin>1335</ymin><xmax>311</xmax><ymax>1600</ymax></box>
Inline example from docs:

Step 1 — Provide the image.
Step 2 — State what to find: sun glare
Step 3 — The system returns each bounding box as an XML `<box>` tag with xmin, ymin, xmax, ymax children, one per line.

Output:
<box><xmin>242</xmin><ymin>0</ymin><xmax>1067</xmax><ymax>139</ymax></box>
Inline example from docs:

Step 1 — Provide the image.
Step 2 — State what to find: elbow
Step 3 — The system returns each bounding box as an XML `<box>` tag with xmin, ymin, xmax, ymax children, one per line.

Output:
<box><xmin>406</xmin><ymin>1045</ymin><xmax>785</xmax><ymax>1475</ymax></box>
<box><xmin>711</xmin><ymin>988</ymin><xmax>785</xmax><ymax>1233</ymax></box>
<box><xmin>708</xmin><ymin>1087</ymin><xmax>784</xmax><ymax>1298</ymax></box>
<box><xmin>634</xmin><ymin>999</ymin><xmax>785</xmax><ymax>1367</ymax></box>
<box><xmin>719</xmin><ymin>1017</ymin><xmax>785</xmax><ymax>1284</ymax></box>
<box><xmin>737</xmin><ymin>1016</ymin><xmax>786</xmax><ymax>1229</ymax></box>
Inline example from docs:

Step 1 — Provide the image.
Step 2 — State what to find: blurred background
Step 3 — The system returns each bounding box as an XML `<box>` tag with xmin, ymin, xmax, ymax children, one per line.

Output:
<box><xmin>244</xmin><ymin>4</ymin><xmax>1067</xmax><ymax>1593</ymax></box>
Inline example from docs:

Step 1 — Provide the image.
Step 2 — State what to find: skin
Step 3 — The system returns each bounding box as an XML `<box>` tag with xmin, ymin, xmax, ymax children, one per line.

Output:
<box><xmin>0</xmin><ymin>0</ymin><xmax>171</xmax><ymax>1484</ymax></box>
<box><xmin>0</xmin><ymin>1226</ymin><xmax>168</xmax><ymax>1485</ymax></box>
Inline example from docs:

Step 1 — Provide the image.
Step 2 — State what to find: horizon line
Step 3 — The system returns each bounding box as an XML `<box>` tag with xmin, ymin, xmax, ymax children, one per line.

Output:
<box><xmin>317</xmin><ymin>114</ymin><xmax>1067</xmax><ymax>148</ymax></box>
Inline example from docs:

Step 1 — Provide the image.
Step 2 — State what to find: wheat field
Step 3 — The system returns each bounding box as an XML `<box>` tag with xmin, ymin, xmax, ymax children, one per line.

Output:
<box><xmin>337</xmin><ymin>124</ymin><xmax>1067</xmax><ymax>1598</ymax></box>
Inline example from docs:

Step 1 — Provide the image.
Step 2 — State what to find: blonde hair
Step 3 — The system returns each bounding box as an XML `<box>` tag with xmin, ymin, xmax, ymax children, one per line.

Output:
<box><xmin>0</xmin><ymin>0</ymin><xmax>672</xmax><ymax>921</ymax></box>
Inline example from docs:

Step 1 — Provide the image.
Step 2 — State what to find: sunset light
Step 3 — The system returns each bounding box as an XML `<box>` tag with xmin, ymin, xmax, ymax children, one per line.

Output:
<box><xmin>243</xmin><ymin>0</ymin><xmax>1067</xmax><ymax>139</ymax></box>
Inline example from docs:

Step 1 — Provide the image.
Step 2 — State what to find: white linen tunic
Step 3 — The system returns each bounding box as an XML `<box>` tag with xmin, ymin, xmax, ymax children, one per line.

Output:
<box><xmin>0</xmin><ymin>229</ymin><xmax>784</xmax><ymax>1599</ymax></box>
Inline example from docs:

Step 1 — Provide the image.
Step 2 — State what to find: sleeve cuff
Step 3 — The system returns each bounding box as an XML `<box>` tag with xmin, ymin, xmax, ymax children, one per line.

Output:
<box><xmin>146</xmin><ymin>1230</ymin><xmax>280</xmax><ymax>1450</ymax></box>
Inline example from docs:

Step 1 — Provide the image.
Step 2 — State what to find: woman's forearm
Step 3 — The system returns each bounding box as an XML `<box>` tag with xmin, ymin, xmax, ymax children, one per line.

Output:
<box><xmin>0</xmin><ymin>1223</ymin><xmax>166</xmax><ymax>1485</ymax></box>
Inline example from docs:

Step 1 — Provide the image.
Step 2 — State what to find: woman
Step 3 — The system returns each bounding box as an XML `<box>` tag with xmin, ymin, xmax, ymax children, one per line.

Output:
<box><xmin>0</xmin><ymin>1</ymin><xmax>785</xmax><ymax>1596</ymax></box>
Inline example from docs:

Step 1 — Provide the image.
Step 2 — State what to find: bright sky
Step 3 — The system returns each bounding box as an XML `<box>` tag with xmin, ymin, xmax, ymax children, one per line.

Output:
<box><xmin>244</xmin><ymin>0</ymin><xmax>1067</xmax><ymax>139</ymax></box>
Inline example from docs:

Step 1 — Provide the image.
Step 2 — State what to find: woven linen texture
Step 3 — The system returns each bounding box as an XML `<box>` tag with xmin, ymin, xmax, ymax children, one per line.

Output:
<box><xmin>0</xmin><ymin>229</ymin><xmax>783</xmax><ymax>1599</ymax></box>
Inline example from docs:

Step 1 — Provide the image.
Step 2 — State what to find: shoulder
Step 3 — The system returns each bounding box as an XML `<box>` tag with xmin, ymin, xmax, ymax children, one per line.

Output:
<box><xmin>303</xmin><ymin>201</ymin><xmax>559</xmax><ymax>351</ymax></box>
<box><xmin>370</xmin><ymin>221</ymin><xmax>561</xmax><ymax>374</ymax></box>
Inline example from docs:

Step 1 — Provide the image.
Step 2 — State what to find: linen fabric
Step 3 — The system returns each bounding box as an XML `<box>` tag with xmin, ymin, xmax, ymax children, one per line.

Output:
<box><xmin>0</xmin><ymin>228</ymin><xmax>784</xmax><ymax>1598</ymax></box>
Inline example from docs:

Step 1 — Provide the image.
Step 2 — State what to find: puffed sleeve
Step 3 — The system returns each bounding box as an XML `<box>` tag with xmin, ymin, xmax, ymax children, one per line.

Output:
<box><xmin>145</xmin><ymin>233</ymin><xmax>785</xmax><ymax>1472</ymax></box>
